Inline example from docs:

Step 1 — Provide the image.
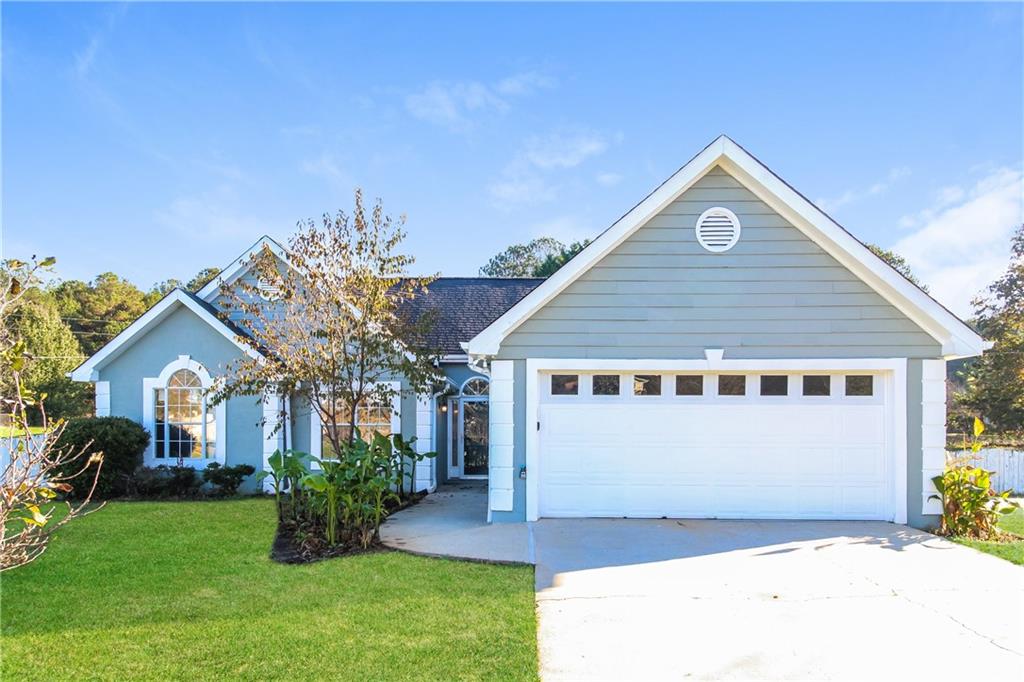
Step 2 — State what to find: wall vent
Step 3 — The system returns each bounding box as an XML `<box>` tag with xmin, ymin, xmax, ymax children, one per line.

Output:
<box><xmin>256</xmin><ymin>279</ymin><xmax>280</xmax><ymax>301</ymax></box>
<box><xmin>695</xmin><ymin>207</ymin><xmax>741</xmax><ymax>253</ymax></box>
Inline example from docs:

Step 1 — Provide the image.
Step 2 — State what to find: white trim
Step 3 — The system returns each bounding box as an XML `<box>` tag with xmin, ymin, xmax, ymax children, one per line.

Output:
<box><xmin>196</xmin><ymin>235</ymin><xmax>291</xmax><ymax>302</ymax></box>
<box><xmin>70</xmin><ymin>289</ymin><xmax>261</xmax><ymax>382</ymax></box>
<box><xmin>94</xmin><ymin>381</ymin><xmax>110</xmax><ymax>417</ymax></box>
<box><xmin>142</xmin><ymin>356</ymin><xmax>226</xmax><ymax>468</ymax></box>
<box><xmin>920</xmin><ymin>359</ymin><xmax>946</xmax><ymax>516</ymax></box>
<box><xmin>459</xmin><ymin>376</ymin><xmax>490</xmax><ymax>395</ymax></box>
<box><xmin>263</xmin><ymin>391</ymin><xmax>284</xmax><ymax>491</ymax></box>
<box><xmin>466</xmin><ymin>136</ymin><xmax>985</xmax><ymax>360</ymax></box>
<box><xmin>524</xmin><ymin>357</ymin><xmax>908</xmax><ymax>524</ymax></box>
<box><xmin>415</xmin><ymin>394</ymin><xmax>435</xmax><ymax>492</ymax></box>
<box><xmin>488</xmin><ymin>360</ymin><xmax>515</xmax><ymax>514</ymax></box>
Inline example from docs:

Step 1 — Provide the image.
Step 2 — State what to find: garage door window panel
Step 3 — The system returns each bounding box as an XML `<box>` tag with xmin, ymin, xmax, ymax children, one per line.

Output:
<box><xmin>551</xmin><ymin>375</ymin><xmax>579</xmax><ymax>396</ymax></box>
<box><xmin>845</xmin><ymin>375</ymin><xmax>874</xmax><ymax>397</ymax></box>
<box><xmin>633</xmin><ymin>375</ymin><xmax>662</xmax><ymax>396</ymax></box>
<box><xmin>760</xmin><ymin>375</ymin><xmax>788</xmax><ymax>397</ymax></box>
<box><xmin>674</xmin><ymin>375</ymin><xmax>703</xmax><ymax>396</ymax></box>
<box><xmin>718</xmin><ymin>375</ymin><xmax>746</xmax><ymax>396</ymax></box>
<box><xmin>803</xmin><ymin>375</ymin><xmax>831</xmax><ymax>397</ymax></box>
<box><xmin>592</xmin><ymin>375</ymin><xmax>620</xmax><ymax>396</ymax></box>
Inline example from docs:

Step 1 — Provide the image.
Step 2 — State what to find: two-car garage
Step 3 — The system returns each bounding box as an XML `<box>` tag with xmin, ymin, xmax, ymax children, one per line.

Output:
<box><xmin>533</xmin><ymin>366</ymin><xmax>899</xmax><ymax>521</ymax></box>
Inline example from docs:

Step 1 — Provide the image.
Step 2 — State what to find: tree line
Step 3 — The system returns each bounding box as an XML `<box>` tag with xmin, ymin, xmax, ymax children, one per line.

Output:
<box><xmin>6</xmin><ymin>267</ymin><xmax>220</xmax><ymax>423</ymax></box>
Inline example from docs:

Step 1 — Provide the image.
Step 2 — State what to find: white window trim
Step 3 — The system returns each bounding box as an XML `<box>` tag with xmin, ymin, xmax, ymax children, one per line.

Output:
<box><xmin>142</xmin><ymin>356</ymin><xmax>226</xmax><ymax>468</ymax></box>
<box><xmin>308</xmin><ymin>381</ymin><xmax>402</xmax><ymax>465</ymax></box>
<box><xmin>525</xmin><ymin>358</ymin><xmax>908</xmax><ymax>525</ymax></box>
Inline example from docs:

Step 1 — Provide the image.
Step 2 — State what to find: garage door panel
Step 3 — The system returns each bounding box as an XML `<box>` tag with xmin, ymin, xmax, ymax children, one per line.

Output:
<box><xmin>538</xmin><ymin>370</ymin><xmax>892</xmax><ymax>521</ymax></box>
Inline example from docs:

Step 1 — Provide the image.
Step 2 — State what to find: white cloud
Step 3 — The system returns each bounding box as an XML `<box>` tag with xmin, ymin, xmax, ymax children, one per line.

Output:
<box><xmin>494</xmin><ymin>71</ymin><xmax>557</xmax><ymax>96</ymax></box>
<box><xmin>405</xmin><ymin>71</ymin><xmax>554</xmax><ymax>131</ymax></box>
<box><xmin>72</xmin><ymin>4</ymin><xmax>129</xmax><ymax>80</ymax></box>
<box><xmin>890</xmin><ymin>166</ymin><xmax>1023</xmax><ymax>317</ymax></box>
<box><xmin>818</xmin><ymin>166</ymin><xmax>912</xmax><ymax>213</ymax></box>
<box><xmin>488</xmin><ymin>129</ymin><xmax>616</xmax><ymax>208</ymax></box>
<box><xmin>596</xmin><ymin>172</ymin><xmax>623</xmax><ymax>187</ymax></box>
<box><xmin>523</xmin><ymin>131</ymin><xmax>609</xmax><ymax>170</ymax></box>
<box><xmin>155</xmin><ymin>185</ymin><xmax>265</xmax><ymax>243</ymax></box>
<box><xmin>301</xmin><ymin>152</ymin><xmax>350</xmax><ymax>190</ymax></box>
<box><xmin>487</xmin><ymin>175</ymin><xmax>557</xmax><ymax>207</ymax></box>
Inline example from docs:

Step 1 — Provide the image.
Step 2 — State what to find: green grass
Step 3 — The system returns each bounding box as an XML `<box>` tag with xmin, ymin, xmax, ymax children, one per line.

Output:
<box><xmin>1</xmin><ymin>499</ymin><xmax>538</xmax><ymax>681</ymax></box>
<box><xmin>956</xmin><ymin>507</ymin><xmax>1024</xmax><ymax>565</ymax></box>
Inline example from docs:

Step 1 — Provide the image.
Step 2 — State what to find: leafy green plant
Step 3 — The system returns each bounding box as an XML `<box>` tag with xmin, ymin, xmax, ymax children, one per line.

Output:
<box><xmin>202</xmin><ymin>463</ymin><xmax>256</xmax><ymax>497</ymax></box>
<box><xmin>392</xmin><ymin>433</ymin><xmax>436</xmax><ymax>497</ymax></box>
<box><xmin>53</xmin><ymin>417</ymin><xmax>149</xmax><ymax>499</ymax></box>
<box><xmin>931</xmin><ymin>418</ymin><xmax>1020</xmax><ymax>539</ymax></box>
<box><xmin>255</xmin><ymin>449</ymin><xmax>311</xmax><ymax>522</ymax></box>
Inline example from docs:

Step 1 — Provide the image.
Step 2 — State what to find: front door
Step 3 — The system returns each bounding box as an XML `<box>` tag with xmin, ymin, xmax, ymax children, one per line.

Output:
<box><xmin>448</xmin><ymin>397</ymin><xmax>489</xmax><ymax>478</ymax></box>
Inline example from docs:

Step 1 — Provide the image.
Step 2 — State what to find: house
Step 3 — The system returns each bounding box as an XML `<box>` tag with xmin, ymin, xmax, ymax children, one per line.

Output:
<box><xmin>70</xmin><ymin>136</ymin><xmax>987</xmax><ymax>530</ymax></box>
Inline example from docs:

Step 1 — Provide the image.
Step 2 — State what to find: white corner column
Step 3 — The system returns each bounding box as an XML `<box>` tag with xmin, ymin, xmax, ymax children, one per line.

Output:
<box><xmin>921</xmin><ymin>359</ymin><xmax>947</xmax><ymax>516</ymax></box>
<box><xmin>488</xmin><ymin>360</ymin><xmax>515</xmax><ymax>517</ymax></box>
<box><xmin>94</xmin><ymin>381</ymin><xmax>111</xmax><ymax>417</ymax></box>
<box><xmin>414</xmin><ymin>394</ymin><xmax>435</xmax><ymax>492</ymax></box>
<box><xmin>262</xmin><ymin>391</ymin><xmax>286</xmax><ymax>493</ymax></box>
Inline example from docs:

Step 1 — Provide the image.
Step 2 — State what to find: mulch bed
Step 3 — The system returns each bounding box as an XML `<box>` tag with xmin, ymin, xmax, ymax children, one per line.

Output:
<box><xmin>270</xmin><ymin>490</ymin><xmax>426</xmax><ymax>565</ymax></box>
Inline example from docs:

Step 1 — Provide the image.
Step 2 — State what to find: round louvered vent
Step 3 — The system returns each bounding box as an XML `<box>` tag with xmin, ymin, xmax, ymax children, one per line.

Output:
<box><xmin>256</xmin><ymin>278</ymin><xmax>280</xmax><ymax>301</ymax></box>
<box><xmin>695</xmin><ymin>207</ymin><xmax>741</xmax><ymax>253</ymax></box>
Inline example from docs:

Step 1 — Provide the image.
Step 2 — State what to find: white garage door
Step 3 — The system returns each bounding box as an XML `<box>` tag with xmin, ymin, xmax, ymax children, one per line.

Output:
<box><xmin>538</xmin><ymin>371</ymin><xmax>893</xmax><ymax>520</ymax></box>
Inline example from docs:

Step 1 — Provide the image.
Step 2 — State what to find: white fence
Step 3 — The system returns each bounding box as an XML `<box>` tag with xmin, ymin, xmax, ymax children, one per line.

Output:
<box><xmin>949</xmin><ymin>448</ymin><xmax>1024</xmax><ymax>495</ymax></box>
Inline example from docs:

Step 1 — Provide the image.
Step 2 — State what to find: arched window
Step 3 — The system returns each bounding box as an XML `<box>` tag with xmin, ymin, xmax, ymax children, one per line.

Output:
<box><xmin>461</xmin><ymin>378</ymin><xmax>489</xmax><ymax>396</ymax></box>
<box><xmin>154</xmin><ymin>368</ymin><xmax>216</xmax><ymax>459</ymax></box>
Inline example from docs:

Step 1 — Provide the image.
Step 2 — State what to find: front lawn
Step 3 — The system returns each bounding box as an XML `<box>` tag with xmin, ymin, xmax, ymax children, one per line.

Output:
<box><xmin>955</xmin><ymin>507</ymin><xmax>1024</xmax><ymax>565</ymax></box>
<box><xmin>2</xmin><ymin>499</ymin><xmax>538</xmax><ymax>680</ymax></box>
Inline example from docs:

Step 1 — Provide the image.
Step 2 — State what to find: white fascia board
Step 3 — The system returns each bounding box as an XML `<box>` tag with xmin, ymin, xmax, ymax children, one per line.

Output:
<box><xmin>714</xmin><ymin>140</ymin><xmax>985</xmax><ymax>359</ymax></box>
<box><xmin>69</xmin><ymin>289</ymin><xmax>261</xmax><ymax>382</ymax></box>
<box><xmin>466</xmin><ymin>135</ymin><xmax>986</xmax><ymax>360</ymax></box>
<box><xmin>197</xmin><ymin>235</ymin><xmax>291</xmax><ymax>302</ymax></box>
<box><xmin>467</xmin><ymin>137</ymin><xmax>726</xmax><ymax>357</ymax></box>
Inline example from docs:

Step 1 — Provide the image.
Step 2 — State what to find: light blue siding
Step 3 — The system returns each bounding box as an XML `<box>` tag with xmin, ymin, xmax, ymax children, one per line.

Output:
<box><xmin>497</xmin><ymin>166</ymin><xmax>942</xmax><ymax>361</ymax></box>
<box><xmin>98</xmin><ymin>304</ymin><xmax>264</xmax><ymax>490</ymax></box>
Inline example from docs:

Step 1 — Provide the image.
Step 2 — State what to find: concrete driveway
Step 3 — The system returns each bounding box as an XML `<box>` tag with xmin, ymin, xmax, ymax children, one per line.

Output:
<box><xmin>533</xmin><ymin>519</ymin><xmax>1023</xmax><ymax>681</ymax></box>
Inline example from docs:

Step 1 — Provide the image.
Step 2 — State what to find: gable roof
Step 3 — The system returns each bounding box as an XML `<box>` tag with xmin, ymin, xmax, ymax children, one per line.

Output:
<box><xmin>195</xmin><ymin>234</ymin><xmax>290</xmax><ymax>303</ymax></box>
<box><xmin>69</xmin><ymin>288</ymin><xmax>262</xmax><ymax>382</ymax></box>
<box><xmin>466</xmin><ymin>135</ymin><xmax>988</xmax><ymax>360</ymax></box>
<box><xmin>398</xmin><ymin>278</ymin><xmax>545</xmax><ymax>355</ymax></box>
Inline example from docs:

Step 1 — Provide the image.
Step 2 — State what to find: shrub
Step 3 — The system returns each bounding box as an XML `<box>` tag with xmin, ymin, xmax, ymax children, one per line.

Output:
<box><xmin>54</xmin><ymin>417</ymin><xmax>149</xmax><ymax>499</ymax></box>
<box><xmin>202</xmin><ymin>463</ymin><xmax>256</xmax><ymax>497</ymax></box>
<box><xmin>932</xmin><ymin>418</ymin><xmax>1020</xmax><ymax>538</ymax></box>
<box><xmin>129</xmin><ymin>465</ymin><xmax>201</xmax><ymax>499</ymax></box>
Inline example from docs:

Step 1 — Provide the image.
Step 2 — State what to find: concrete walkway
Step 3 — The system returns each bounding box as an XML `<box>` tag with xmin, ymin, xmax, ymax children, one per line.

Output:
<box><xmin>380</xmin><ymin>480</ymin><xmax>531</xmax><ymax>564</ymax></box>
<box><xmin>381</xmin><ymin>491</ymin><xmax>1024</xmax><ymax>680</ymax></box>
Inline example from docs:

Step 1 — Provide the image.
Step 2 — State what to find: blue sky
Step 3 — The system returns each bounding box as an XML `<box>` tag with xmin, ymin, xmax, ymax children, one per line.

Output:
<box><xmin>3</xmin><ymin>2</ymin><xmax>1022</xmax><ymax>316</ymax></box>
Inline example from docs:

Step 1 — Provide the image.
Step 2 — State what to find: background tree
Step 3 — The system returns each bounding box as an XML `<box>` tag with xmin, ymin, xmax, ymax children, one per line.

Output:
<box><xmin>959</xmin><ymin>224</ymin><xmax>1024</xmax><ymax>432</ymax></box>
<box><xmin>211</xmin><ymin>190</ymin><xmax>440</xmax><ymax>461</ymax></box>
<box><xmin>9</xmin><ymin>289</ymin><xmax>90</xmax><ymax>423</ymax></box>
<box><xmin>185</xmin><ymin>266</ymin><xmax>221</xmax><ymax>292</ymax></box>
<box><xmin>867</xmin><ymin>244</ymin><xmax>928</xmax><ymax>291</ymax></box>
<box><xmin>145</xmin><ymin>266</ymin><xmax>221</xmax><ymax>306</ymax></box>
<box><xmin>52</xmin><ymin>273</ymin><xmax>148</xmax><ymax>356</ymax></box>
<box><xmin>480</xmin><ymin>237</ymin><xmax>590</xmax><ymax>277</ymax></box>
